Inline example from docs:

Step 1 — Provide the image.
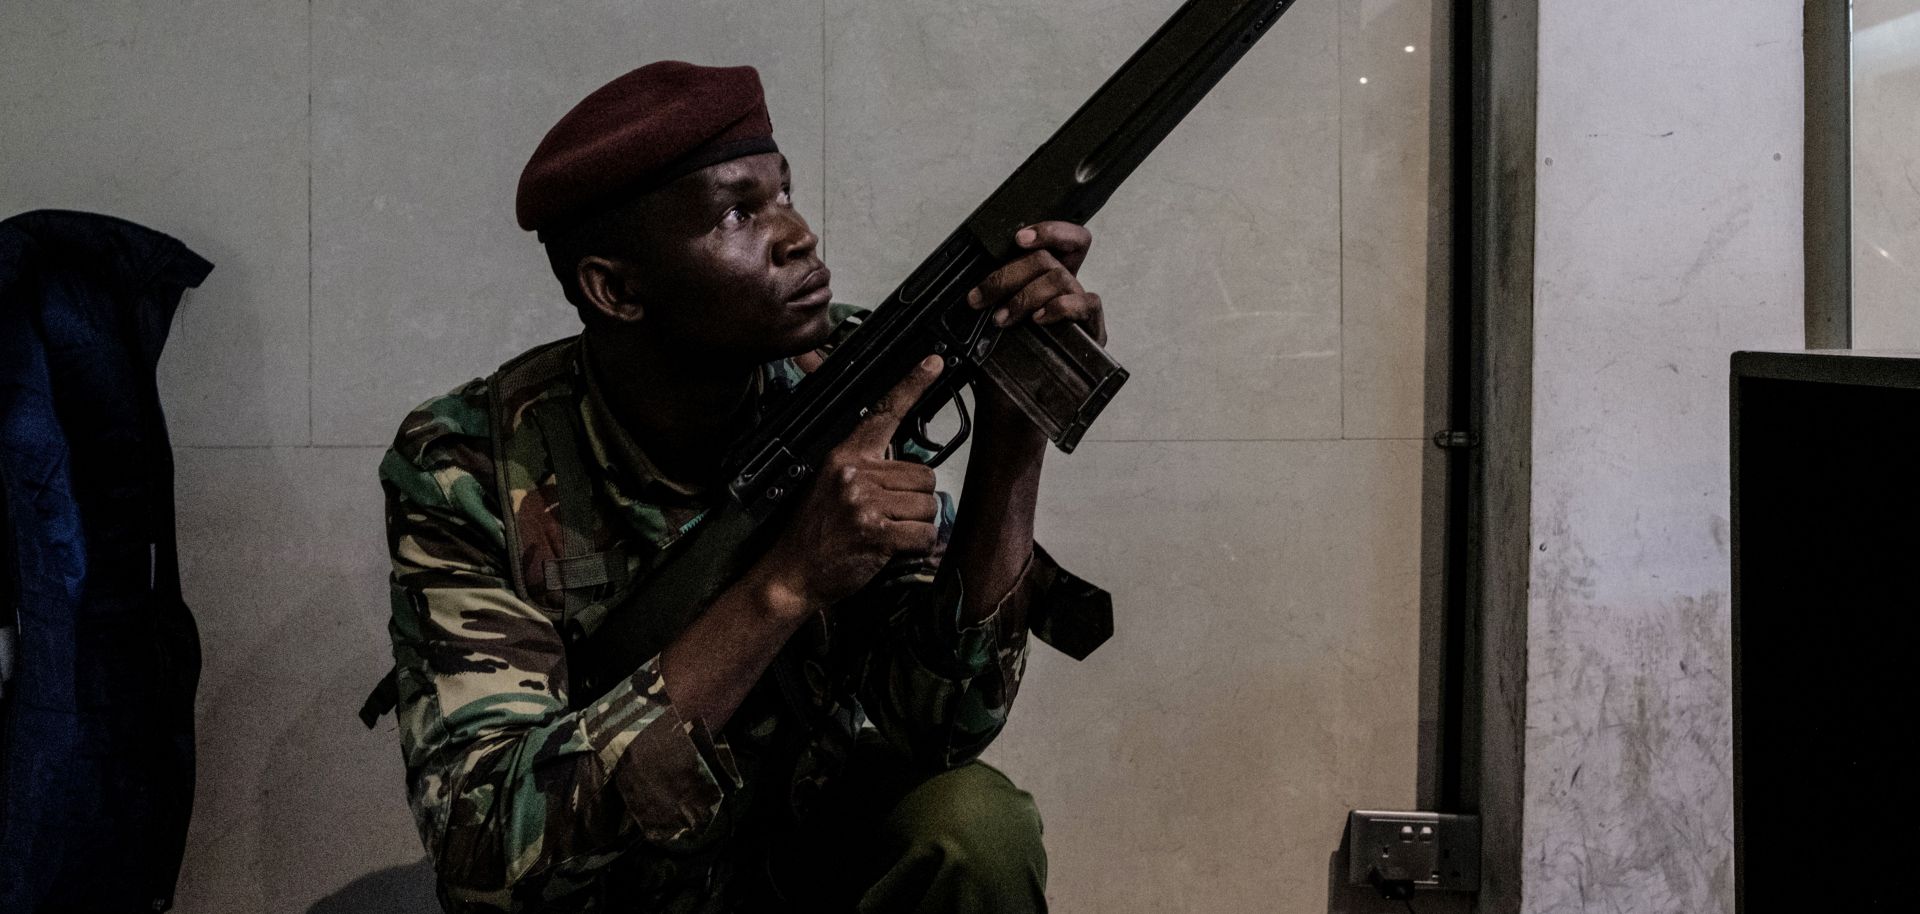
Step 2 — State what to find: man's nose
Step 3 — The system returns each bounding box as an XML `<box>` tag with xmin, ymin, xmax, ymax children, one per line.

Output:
<box><xmin>772</xmin><ymin>210</ymin><xmax>818</xmax><ymax>266</ymax></box>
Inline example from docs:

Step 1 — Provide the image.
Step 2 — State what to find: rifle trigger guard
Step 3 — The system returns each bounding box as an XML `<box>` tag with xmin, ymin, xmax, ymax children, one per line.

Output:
<box><xmin>896</xmin><ymin>382</ymin><xmax>972</xmax><ymax>469</ymax></box>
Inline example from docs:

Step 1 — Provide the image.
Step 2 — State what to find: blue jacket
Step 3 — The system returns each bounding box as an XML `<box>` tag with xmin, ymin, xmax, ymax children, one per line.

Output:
<box><xmin>0</xmin><ymin>210</ymin><xmax>211</xmax><ymax>913</ymax></box>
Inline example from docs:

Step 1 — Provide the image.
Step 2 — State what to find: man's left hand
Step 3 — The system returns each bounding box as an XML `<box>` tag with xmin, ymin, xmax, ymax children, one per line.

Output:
<box><xmin>965</xmin><ymin>222</ymin><xmax>1107</xmax><ymax>347</ymax></box>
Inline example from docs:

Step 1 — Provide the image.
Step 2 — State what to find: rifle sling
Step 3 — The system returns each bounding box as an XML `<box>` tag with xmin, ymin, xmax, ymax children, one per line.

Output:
<box><xmin>532</xmin><ymin>402</ymin><xmax>592</xmax><ymax>597</ymax></box>
<box><xmin>567</xmin><ymin>493</ymin><xmax>797</xmax><ymax>711</ymax></box>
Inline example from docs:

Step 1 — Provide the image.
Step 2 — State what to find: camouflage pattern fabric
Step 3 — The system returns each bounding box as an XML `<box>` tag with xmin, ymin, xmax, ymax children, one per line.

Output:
<box><xmin>379</xmin><ymin>305</ymin><xmax>1092</xmax><ymax>913</ymax></box>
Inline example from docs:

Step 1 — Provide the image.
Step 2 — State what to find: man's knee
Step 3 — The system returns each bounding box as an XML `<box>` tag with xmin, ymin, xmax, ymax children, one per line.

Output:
<box><xmin>879</xmin><ymin>761</ymin><xmax>1047</xmax><ymax>894</ymax></box>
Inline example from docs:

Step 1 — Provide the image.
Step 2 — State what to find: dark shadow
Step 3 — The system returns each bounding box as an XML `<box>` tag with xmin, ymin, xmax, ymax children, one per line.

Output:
<box><xmin>305</xmin><ymin>858</ymin><xmax>438</xmax><ymax>914</ymax></box>
<box><xmin>1415</xmin><ymin>0</ymin><xmax>1464</xmax><ymax>816</ymax></box>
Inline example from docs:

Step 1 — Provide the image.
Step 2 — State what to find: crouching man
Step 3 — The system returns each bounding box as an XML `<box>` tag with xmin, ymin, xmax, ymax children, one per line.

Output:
<box><xmin>377</xmin><ymin>61</ymin><xmax>1113</xmax><ymax>913</ymax></box>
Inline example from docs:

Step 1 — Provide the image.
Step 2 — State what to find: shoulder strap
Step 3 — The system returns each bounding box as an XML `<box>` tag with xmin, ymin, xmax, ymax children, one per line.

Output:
<box><xmin>567</xmin><ymin>500</ymin><xmax>757</xmax><ymax>704</ymax></box>
<box><xmin>525</xmin><ymin>396</ymin><xmax>614</xmax><ymax>674</ymax></box>
<box><xmin>361</xmin><ymin>337</ymin><xmax>618</xmax><ymax>727</ymax></box>
<box><xmin>489</xmin><ymin>338</ymin><xmax>577</xmax><ymax>602</ymax></box>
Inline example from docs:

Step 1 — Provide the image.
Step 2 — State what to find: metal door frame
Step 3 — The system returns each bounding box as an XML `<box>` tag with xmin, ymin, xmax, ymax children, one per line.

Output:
<box><xmin>1805</xmin><ymin>0</ymin><xmax>1851</xmax><ymax>348</ymax></box>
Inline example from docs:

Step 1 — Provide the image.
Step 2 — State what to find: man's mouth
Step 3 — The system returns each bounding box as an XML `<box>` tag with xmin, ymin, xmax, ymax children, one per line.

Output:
<box><xmin>787</xmin><ymin>265</ymin><xmax>832</xmax><ymax>308</ymax></box>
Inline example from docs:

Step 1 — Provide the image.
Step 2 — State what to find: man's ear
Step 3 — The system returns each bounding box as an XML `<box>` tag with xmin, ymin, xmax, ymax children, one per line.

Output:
<box><xmin>576</xmin><ymin>255</ymin><xmax>645</xmax><ymax>323</ymax></box>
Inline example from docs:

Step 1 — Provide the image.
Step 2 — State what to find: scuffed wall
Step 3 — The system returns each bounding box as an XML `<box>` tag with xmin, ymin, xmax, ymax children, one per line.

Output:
<box><xmin>1852</xmin><ymin>0</ymin><xmax>1920</xmax><ymax>346</ymax></box>
<box><xmin>1525</xmin><ymin>1</ymin><xmax>1804</xmax><ymax>911</ymax></box>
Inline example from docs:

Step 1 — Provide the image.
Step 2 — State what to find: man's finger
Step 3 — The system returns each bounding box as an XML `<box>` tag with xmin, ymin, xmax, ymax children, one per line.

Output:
<box><xmin>843</xmin><ymin>354</ymin><xmax>945</xmax><ymax>455</ymax></box>
<box><xmin>1032</xmin><ymin>291</ymin><xmax>1097</xmax><ymax>323</ymax></box>
<box><xmin>859</xmin><ymin>459</ymin><xmax>938</xmax><ymax>491</ymax></box>
<box><xmin>1014</xmin><ymin>221</ymin><xmax>1092</xmax><ymax>273</ymax></box>
<box><xmin>994</xmin><ymin>267</ymin><xmax>1083</xmax><ymax>327</ymax></box>
<box><xmin>882</xmin><ymin>520</ymin><xmax>940</xmax><ymax>555</ymax></box>
<box><xmin>875</xmin><ymin>489</ymin><xmax>940</xmax><ymax>523</ymax></box>
<box><xmin>1040</xmin><ymin>291</ymin><xmax>1106</xmax><ymax>346</ymax></box>
<box><xmin>966</xmin><ymin>250</ymin><xmax>1063</xmax><ymax>312</ymax></box>
<box><xmin>1033</xmin><ymin>291</ymin><xmax>1105</xmax><ymax>342</ymax></box>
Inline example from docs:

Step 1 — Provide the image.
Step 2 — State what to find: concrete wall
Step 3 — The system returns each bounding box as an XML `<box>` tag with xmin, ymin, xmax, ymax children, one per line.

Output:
<box><xmin>1524</xmin><ymin>1</ymin><xmax>1805</xmax><ymax>911</ymax></box>
<box><xmin>1852</xmin><ymin>0</ymin><xmax>1920</xmax><ymax>346</ymax></box>
<box><xmin>2</xmin><ymin>1</ymin><xmax>1440</xmax><ymax>912</ymax></box>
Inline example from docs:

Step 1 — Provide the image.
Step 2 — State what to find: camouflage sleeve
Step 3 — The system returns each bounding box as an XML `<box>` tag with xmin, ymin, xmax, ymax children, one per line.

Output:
<box><xmin>853</xmin><ymin>491</ymin><xmax>1044</xmax><ymax>771</ymax></box>
<box><xmin>380</xmin><ymin>386</ymin><xmax>740</xmax><ymax>907</ymax></box>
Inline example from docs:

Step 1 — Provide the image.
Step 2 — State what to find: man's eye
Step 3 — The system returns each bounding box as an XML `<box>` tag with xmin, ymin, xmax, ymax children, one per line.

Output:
<box><xmin>721</xmin><ymin>206</ymin><xmax>748</xmax><ymax>227</ymax></box>
<box><xmin>777</xmin><ymin>187</ymin><xmax>793</xmax><ymax>206</ymax></box>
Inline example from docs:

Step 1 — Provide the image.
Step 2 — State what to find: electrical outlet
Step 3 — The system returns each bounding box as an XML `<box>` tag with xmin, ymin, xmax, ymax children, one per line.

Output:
<box><xmin>1345</xmin><ymin>810</ymin><xmax>1480</xmax><ymax>893</ymax></box>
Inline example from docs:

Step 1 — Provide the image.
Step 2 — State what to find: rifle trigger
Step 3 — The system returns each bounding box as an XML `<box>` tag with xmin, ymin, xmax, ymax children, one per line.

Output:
<box><xmin>894</xmin><ymin>384</ymin><xmax>972</xmax><ymax>469</ymax></box>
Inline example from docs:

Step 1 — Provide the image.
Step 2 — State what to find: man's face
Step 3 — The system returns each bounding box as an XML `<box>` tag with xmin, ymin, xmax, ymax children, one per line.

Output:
<box><xmin>618</xmin><ymin>152</ymin><xmax>835</xmax><ymax>363</ymax></box>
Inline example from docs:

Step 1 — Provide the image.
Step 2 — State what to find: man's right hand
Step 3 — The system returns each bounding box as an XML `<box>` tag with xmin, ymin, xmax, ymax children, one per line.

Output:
<box><xmin>751</xmin><ymin>354</ymin><xmax>946</xmax><ymax>619</ymax></box>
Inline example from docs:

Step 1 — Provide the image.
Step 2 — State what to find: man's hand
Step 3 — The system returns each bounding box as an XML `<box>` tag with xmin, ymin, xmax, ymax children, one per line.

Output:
<box><xmin>751</xmin><ymin>354</ymin><xmax>947</xmax><ymax>619</ymax></box>
<box><xmin>964</xmin><ymin>221</ymin><xmax>1107</xmax><ymax>346</ymax></box>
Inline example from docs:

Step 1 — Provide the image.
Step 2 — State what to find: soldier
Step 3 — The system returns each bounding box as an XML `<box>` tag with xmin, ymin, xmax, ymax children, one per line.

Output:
<box><xmin>378</xmin><ymin>61</ymin><xmax>1112</xmax><ymax>912</ymax></box>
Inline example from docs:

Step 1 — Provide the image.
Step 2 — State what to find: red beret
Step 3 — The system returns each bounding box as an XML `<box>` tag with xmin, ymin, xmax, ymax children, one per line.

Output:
<box><xmin>516</xmin><ymin>61</ymin><xmax>778</xmax><ymax>232</ymax></box>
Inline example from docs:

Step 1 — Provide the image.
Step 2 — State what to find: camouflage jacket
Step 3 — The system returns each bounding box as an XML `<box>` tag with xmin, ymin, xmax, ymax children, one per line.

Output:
<box><xmin>379</xmin><ymin>306</ymin><xmax>1107</xmax><ymax>912</ymax></box>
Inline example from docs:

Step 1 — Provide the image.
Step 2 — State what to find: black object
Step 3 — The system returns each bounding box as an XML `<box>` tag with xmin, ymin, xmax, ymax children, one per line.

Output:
<box><xmin>0</xmin><ymin>209</ymin><xmax>211</xmax><ymax>913</ymax></box>
<box><xmin>571</xmin><ymin>0</ymin><xmax>1295</xmax><ymax>705</ymax></box>
<box><xmin>1731</xmin><ymin>350</ymin><xmax>1920</xmax><ymax>913</ymax></box>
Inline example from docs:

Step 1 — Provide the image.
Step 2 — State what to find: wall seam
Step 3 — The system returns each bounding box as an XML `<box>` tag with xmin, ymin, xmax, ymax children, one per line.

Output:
<box><xmin>1337</xmin><ymin>1</ymin><xmax>1349</xmax><ymax>438</ymax></box>
<box><xmin>306</xmin><ymin>0</ymin><xmax>316</xmax><ymax>446</ymax></box>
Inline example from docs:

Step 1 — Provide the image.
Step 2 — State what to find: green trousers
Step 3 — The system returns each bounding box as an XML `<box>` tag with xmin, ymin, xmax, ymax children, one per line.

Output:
<box><xmin>757</xmin><ymin>744</ymin><xmax>1048</xmax><ymax>913</ymax></box>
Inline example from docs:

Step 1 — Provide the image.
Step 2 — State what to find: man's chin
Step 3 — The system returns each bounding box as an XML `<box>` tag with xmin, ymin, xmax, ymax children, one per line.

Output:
<box><xmin>785</xmin><ymin>306</ymin><xmax>840</xmax><ymax>355</ymax></box>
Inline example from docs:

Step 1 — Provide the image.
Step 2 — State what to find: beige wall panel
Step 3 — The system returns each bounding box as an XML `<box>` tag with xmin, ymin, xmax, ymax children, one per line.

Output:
<box><xmin>4</xmin><ymin>1</ymin><xmax>1437</xmax><ymax>909</ymax></box>
<box><xmin>1851</xmin><ymin>0</ymin><xmax>1920</xmax><ymax>347</ymax></box>
<box><xmin>1339</xmin><ymin>0</ymin><xmax>1433</xmax><ymax>439</ymax></box>
<box><xmin>0</xmin><ymin>0</ymin><xmax>311</xmax><ymax>446</ymax></box>
<box><xmin>824</xmin><ymin>0</ymin><xmax>1345</xmax><ymax>442</ymax></box>
<box><xmin>983</xmin><ymin>439</ymin><xmax>1423</xmax><ymax>913</ymax></box>
<box><xmin>169</xmin><ymin>446</ymin><xmax>419</xmax><ymax>912</ymax></box>
<box><xmin>309</xmin><ymin>0</ymin><xmax>826</xmax><ymax>445</ymax></box>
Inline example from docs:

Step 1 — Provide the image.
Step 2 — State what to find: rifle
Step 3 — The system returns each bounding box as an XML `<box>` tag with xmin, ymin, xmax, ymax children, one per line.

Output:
<box><xmin>566</xmin><ymin>0</ymin><xmax>1301</xmax><ymax>702</ymax></box>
